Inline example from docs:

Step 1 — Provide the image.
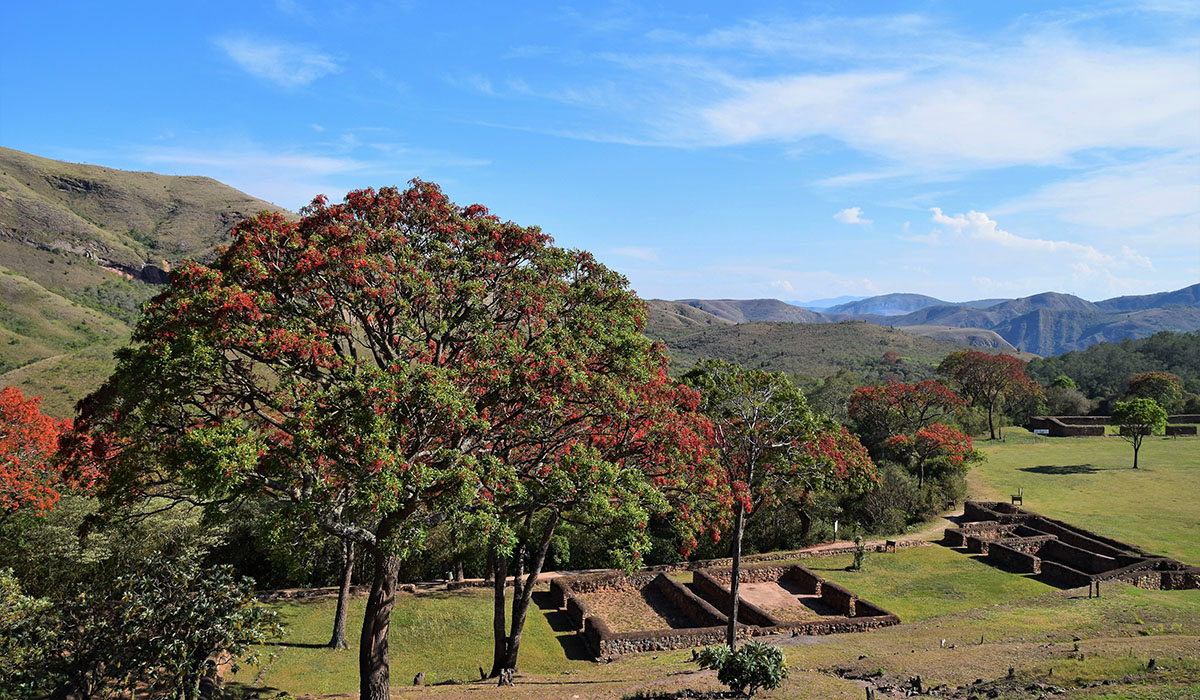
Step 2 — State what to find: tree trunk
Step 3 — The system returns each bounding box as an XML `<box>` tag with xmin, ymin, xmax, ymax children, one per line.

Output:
<box><xmin>797</xmin><ymin>508</ymin><xmax>812</xmax><ymax>540</ymax></box>
<box><xmin>503</xmin><ymin>512</ymin><xmax>559</xmax><ymax>672</ymax></box>
<box><xmin>1133</xmin><ymin>437</ymin><xmax>1141</xmax><ymax>469</ymax></box>
<box><xmin>726</xmin><ymin>502</ymin><xmax>746</xmax><ymax>649</ymax></box>
<box><xmin>359</xmin><ymin>549</ymin><xmax>400</xmax><ymax>700</ymax></box>
<box><xmin>330</xmin><ymin>540</ymin><xmax>355</xmax><ymax>649</ymax></box>
<box><xmin>489</xmin><ymin>547</ymin><xmax>508</xmax><ymax>678</ymax></box>
<box><xmin>987</xmin><ymin>404</ymin><xmax>997</xmax><ymax>440</ymax></box>
<box><xmin>454</xmin><ymin>558</ymin><xmax>464</xmax><ymax>582</ymax></box>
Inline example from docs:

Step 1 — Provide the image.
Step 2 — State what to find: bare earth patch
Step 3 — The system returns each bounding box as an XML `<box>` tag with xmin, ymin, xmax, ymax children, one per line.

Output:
<box><xmin>738</xmin><ymin>581</ymin><xmax>839</xmax><ymax>621</ymax></box>
<box><xmin>578</xmin><ymin>586</ymin><xmax>695</xmax><ymax>632</ymax></box>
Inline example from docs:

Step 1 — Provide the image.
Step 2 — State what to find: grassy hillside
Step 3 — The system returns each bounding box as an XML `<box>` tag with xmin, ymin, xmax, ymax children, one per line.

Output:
<box><xmin>0</xmin><ymin>147</ymin><xmax>293</xmax><ymax>416</ymax></box>
<box><xmin>672</xmin><ymin>298</ymin><xmax>825</xmax><ymax>323</ymax></box>
<box><xmin>651</xmin><ymin>319</ymin><xmax>1019</xmax><ymax>380</ymax></box>
<box><xmin>0</xmin><ymin>146</ymin><xmax>288</xmax><ymax>273</ymax></box>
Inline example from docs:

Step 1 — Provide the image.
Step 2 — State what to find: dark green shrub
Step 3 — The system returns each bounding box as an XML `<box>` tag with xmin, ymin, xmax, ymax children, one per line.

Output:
<box><xmin>695</xmin><ymin>640</ymin><xmax>789</xmax><ymax>697</ymax></box>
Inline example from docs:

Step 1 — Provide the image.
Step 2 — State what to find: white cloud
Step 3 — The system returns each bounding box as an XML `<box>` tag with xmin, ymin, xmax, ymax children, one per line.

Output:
<box><xmin>770</xmin><ymin>279</ymin><xmax>795</xmax><ymax>293</ymax></box>
<box><xmin>215</xmin><ymin>36</ymin><xmax>340</xmax><ymax>87</ymax></box>
<box><xmin>928</xmin><ymin>207</ymin><xmax>1152</xmax><ymax>269</ymax></box>
<box><xmin>134</xmin><ymin>135</ymin><xmax>488</xmax><ymax>210</ymax></box>
<box><xmin>834</xmin><ymin>206</ymin><xmax>871</xmax><ymax>224</ymax></box>
<box><xmin>993</xmin><ymin>151</ymin><xmax>1200</xmax><ymax>237</ymax></box>
<box><xmin>698</xmin><ymin>39</ymin><xmax>1199</xmax><ymax>167</ymax></box>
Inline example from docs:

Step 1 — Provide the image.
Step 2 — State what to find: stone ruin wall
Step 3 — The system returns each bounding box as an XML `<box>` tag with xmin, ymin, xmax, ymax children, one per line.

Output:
<box><xmin>948</xmin><ymin>501</ymin><xmax>1200</xmax><ymax>591</ymax></box>
<box><xmin>553</xmin><ymin>562</ymin><xmax>900</xmax><ymax>659</ymax></box>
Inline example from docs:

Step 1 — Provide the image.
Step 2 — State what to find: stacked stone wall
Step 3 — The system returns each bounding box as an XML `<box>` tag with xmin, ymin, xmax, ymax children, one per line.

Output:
<box><xmin>986</xmin><ymin>542</ymin><xmax>1041</xmax><ymax>574</ymax></box>
<box><xmin>691</xmin><ymin>570</ymin><xmax>777</xmax><ymax>627</ymax></box>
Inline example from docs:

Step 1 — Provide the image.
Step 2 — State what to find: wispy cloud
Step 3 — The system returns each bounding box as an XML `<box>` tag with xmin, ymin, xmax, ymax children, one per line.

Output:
<box><xmin>697</xmin><ymin>39</ymin><xmax>1199</xmax><ymax>167</ymax></box>
<box><xmin>215</xmin><ymin>35</ymin><xmax>340</xmax><ymax>87</ymax></box>
<box><xmin>134</xmin><ymin>133</ymin><xmax>489</xmax><ymax>210</ymax></box>
<box><xmin>929</xmin><ymin>207</ymin><xmax>1152</xmax><ymax>269</ymax></box>
<box><xmin>834</xmin><ymin>207</ymin><xmax>871</xmax><ymax>224</ymax></box>
<box><xmin>770</xmin><ymin>279</ymin><xmax>795</xmax><ymax>293</ymax></box>
<box><xmin>992</xmin><ymin>151</ymin><xmax>1200</xmax><ymax>239</ymax></box>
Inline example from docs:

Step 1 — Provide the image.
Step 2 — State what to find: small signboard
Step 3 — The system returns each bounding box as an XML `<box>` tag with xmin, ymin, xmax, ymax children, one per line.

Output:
<box><xmin>1033</xmin><ymin>429</ymin><xmax>1050</xmax><ymax>435</ymax></box>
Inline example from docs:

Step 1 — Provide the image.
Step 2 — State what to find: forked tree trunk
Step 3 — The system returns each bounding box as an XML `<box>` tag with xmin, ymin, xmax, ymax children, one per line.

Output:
<box><xmin>502</xmin><ymin>512</ymin><xmax>559</xmax><ymax>671</ymax></box>
<box><xmin>359</xmin><ymin>550</ymin><xmax>400</xmax><ymax>700</ymax></box>
<box><xmin>329</xmin><ymin>540</ymin><xmax>355</xmax><ymax>649</ymax></box>
<box><xmin>726</xmin><ymin>502</ymin><xmax>746</xmax><ymax>649</ymax></box>
<box><xmin>489</xmin><ymin>547</ymin><xmax>508</xmax><ymax>678</ymax></box>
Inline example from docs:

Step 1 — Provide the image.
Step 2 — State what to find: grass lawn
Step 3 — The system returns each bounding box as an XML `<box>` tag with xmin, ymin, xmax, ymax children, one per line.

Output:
<box><xmin>237</xmin><ymin>433</ymin><xmax>1200</xmax><ymax>698</ymax></box>
<box><xmin>802</xmin><ymin>544</ymin><xmax>1055</xmax><ymax>621</ymax></box>
<box><xmin>245</xmin><ymin>587</ymin><xmax>590</xmax><ymax>694</ymax></box>
<box><xmin>971</xmin><ymin>429</ymin><xmax>1200</xmax><ymax>563</ymax></box>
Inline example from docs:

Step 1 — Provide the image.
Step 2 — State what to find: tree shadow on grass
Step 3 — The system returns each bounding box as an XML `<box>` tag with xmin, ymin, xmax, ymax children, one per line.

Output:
<box><xmin>1019</xmin><ymin>464</ymin><xmax>1101</xmax><ymax>475</ymax></box>
<box><xmin>532</xmin><ymin>590</ymin><xmax>592</xmax><ymax>661</ymax></box>
<box><xmin>275</xmin><ymin>641</ymin><xmax>332</xmax><ymax>649</ymax></box>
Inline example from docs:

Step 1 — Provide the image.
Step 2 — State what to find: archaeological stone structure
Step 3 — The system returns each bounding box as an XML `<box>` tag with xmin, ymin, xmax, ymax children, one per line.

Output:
<box><xmin>549</xmin><ymin>563</ymin><xmax>899</xmax><ymax>659</ymax></box>
<box><xmin>945</xmin><ymin>501</ymin><xmax>1200</xmax><ymax>590</ymax></box>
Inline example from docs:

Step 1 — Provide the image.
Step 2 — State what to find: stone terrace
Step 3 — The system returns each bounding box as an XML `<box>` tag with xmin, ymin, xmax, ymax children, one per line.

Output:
<box><xmin>549</xmin><ymin>563</ymin><xmax>899</xmax><ymax>659</ymax></box>
<box><xmin>945</xmin><ymin>501</ymin><xmax>1200</xmax><ymax>590</ymax></box>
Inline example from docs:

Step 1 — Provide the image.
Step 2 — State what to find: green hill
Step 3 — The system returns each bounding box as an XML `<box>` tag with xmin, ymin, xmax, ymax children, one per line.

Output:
<box><xmin>649</xmin><ymin>319</ymin><xmax>1024</xmax><ymax>381</ymax></box>
<box><xmin>0</xmin><ymin>147</ymin><xmax>291</xmax><ymax>416</ymax></box>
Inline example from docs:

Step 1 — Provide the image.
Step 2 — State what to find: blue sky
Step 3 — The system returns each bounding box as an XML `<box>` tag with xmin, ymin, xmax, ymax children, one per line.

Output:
<box><xmin>2</xmin><ymin>1</ymin><xmax>1197</xmax><ymax>302</ymax></box>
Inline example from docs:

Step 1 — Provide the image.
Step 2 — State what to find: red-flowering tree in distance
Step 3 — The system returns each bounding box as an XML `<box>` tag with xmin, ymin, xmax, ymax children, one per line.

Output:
<box><xmin>65</xmin><ymin>181</ymin><xmax>706</xmax><ymax>700</ymax></box>
<box><xmin>847</xmin><ymin>380</ymin><xmax>965</xmax><ymax>458</ymax></box>
<box><xmin>886</xmin><ymin>423</ymin><xmax>980</xmax><ymax>488</ymax></box>
<box><xmin>937</xmin><ymin>351</ymin><xmax>1042</xmax><ymax>440</ymax></box>
<box><xmin>0</xmin><ymin>387</ymin><xmax>75</xmax><ymax>522</ymax></box>
<box><xmin>683</xmin><ymin>360</ymin><xmax>877</xmax><ymax>649</ymax></box>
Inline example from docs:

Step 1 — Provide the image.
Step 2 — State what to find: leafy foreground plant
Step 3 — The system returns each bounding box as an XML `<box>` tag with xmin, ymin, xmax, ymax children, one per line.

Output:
<box><xmin>0</xmin><ymin>550</ymin><xmax>282</xmax><ymax>700</ymax></box>
<box><xmin>695</xmin><ymin>640</ymin><xmax>789</xmax><ymax>697</ymax></box>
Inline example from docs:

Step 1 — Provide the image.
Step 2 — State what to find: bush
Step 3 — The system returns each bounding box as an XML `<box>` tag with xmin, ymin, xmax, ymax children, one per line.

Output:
<box><xmin>1</xmin><ymin>550</ymin><xmax>282</xmax><ymax>700</ymax></box>
<box><xmin>695</xmin><ymin>640</ymin><xmax>789</xmax><ymax>697</ymax></box>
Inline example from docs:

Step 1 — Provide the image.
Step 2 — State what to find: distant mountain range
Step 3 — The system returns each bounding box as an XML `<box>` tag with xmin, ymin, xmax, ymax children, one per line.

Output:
<box><xmin>649</xmin><ymin>285</ymin><xmax>1200</xmax><ymax>358</ymax></box>
<box><xmin>1</xmin><ymin>146</ymin><xmax>1195</xmax><ymax>413</ymax></box>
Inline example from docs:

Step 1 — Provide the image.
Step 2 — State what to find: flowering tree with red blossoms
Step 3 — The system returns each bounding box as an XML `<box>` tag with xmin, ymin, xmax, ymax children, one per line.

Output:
<box><xmin>848</xmin><ymin>380</ymin><xmax>966</xmax><ymax>458</ymax></box>
<box><xmin>937</xmin><ymin>351</ymin><xmax>1042</xmax><ymax>440</ymax></box>
<box><xmin>0</xmin><ymin>387</ymin><xmax>81</xmax><ymax>522</ymax></box>
<box><xmin>65</xmin><ymin>182</ymin><xmax>717</xmax><ymax>700</ymax></box>
<box><xmin>886</xmin><ymin>423</ymin><xmax>980</xmax><ymax>488</ymax></box>
<box><xmin>683</xmin><ymin>360</ymin><xmax>876</xmax><ymax>649</ymax></box>
<box><xmin>485</xmin><ymin>367</ymin><xmax>717</xmax><ymax>676</ymax></box>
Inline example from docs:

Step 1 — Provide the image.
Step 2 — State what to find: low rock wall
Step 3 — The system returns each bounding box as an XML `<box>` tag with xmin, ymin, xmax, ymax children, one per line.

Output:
<box><xmin>820</xmin><ymin>580</ymin><xmax>856</xmax><ymax>617</ymax></box>
<box><xmin>1166</xmin><ymin>425</ymin><xmax>1197</xmax><ymax>436</ymax></box>
<box><xmin>1039</xmin><ymin>560</ymin><xmax>1092</xmax><ymax>588</ymax></box>
<box><xmin>653</xmin><ymin>573</ymin><xmax>727</xmax><ymax>628</ymax></box>
<box><xmin>559</xmin><ymin>570</ymin><xmax>659</xmax><ymax>594</ymax></box>
<box><xmin>1002</xmin><ymin>535</ymin><xmax>1057</xmax><ymax>554</ymax></box>
<box><xmin>566</xmin><ymin>594</ymin><xmax>591</xmax><ymax>630</ymax></box>
<box><xmin>986</xmin><ymin>542</ymin><xmax>1041</xmax><ymax>574</ymax></box>
<box><xmin>1025</xmin><ymin>517</ymin><xmax>1130</xmax><ymax>558</ymax></box>
<box><xmin>1041</xmin><ymin>539</ymin><xmax>1117</xmax><ymax>575</ymax></box>
<box><xmin>691</xmin><ymin>570</ymin><xmax>778</xmax><ymax>627</ymax></box>
<box><xmin>785</xmin><ymin>565</ymin><xmax>822</xmax><ymax>595</ymax></box>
